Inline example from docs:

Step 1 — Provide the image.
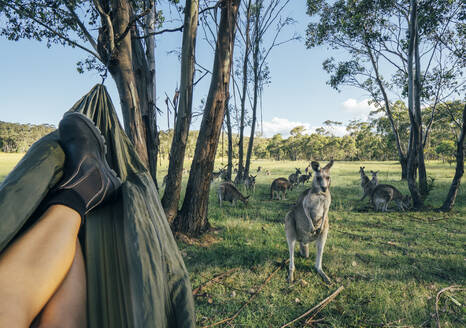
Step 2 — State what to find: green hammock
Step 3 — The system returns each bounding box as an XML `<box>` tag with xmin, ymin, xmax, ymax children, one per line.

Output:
<box><xmin>0</xmin><ymin>85</ymin><xmax>195</xmax><ymax>328</ymax></box>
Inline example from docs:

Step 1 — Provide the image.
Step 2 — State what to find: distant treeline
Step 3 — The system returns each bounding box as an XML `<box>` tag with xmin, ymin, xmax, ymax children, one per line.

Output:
<box><xmin>3</xmin><ymin>100</ymin><xmax>462</xmax><ymax>164</ymax></box>
<box><xmin>159</xmin><ymin>100</ymin><xmax>464</xmax><ymax>163</ymax></box>
<box><xmin>0</xmin><ymin>121</ymin><xmax>55</xmax><ymax>153</ymax></box>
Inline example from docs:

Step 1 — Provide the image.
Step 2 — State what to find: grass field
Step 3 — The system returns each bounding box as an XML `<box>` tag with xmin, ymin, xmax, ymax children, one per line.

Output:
<box><xmin>1</xmin><ymin>154</ymin><xmax>464</xmax><ymax>327</ymax></box>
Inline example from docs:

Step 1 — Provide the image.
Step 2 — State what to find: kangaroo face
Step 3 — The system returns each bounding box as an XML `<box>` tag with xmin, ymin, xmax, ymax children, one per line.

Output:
<box><xmin>312</xmin><ymin>160</ymin><xmax>334</xmax><ymax>193</ymax></box>
<box><xmin>370</xmin><ymin>170</ymin><xmax>379</xmax><ymax>179</ymax></box>
<box><xmin>359</xmin><ymin>166</ymin><xmax>366</xmax><ymax>177</ymax></box>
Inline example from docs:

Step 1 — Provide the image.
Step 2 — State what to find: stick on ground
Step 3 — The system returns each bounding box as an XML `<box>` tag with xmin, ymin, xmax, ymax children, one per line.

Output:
<box><xmin>435</xmin><ymin>285</ymin><xmax>462</xmax><ymax>328</ymax></box>
<box><xmin>280</xmin><ymin>286</ymin><xmax>344</xmax><ymax>328</ymax></box>
<box><xmin>193</xmin><ymin>268</ymin><xmax>238</xmax><ymax>296</ymax></box>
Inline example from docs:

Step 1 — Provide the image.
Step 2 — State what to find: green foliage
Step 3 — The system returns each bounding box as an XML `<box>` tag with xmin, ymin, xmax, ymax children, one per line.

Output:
<box><xmin>0</xmin><ymin>121</ymin><xmax>54</xmax><ymax>153</ymax></box>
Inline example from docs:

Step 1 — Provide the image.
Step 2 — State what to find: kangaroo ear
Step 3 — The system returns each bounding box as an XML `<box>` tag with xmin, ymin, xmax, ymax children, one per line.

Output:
<box><xmin>323</xmin><ymin>159</ymin><xmax>334</xmax><ymax>171</ymax></box>
<box><xmin>311</xmin><ymin>161</ymin><xmax>320</xmax><ymax>172</ymax></box>
<box><xmin>370</xmin><ymin>170</ymin><xmax>374</xmax><ymax>174</ymax></box>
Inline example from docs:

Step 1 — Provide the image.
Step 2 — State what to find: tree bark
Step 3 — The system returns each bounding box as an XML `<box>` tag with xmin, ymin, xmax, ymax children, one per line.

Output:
<box><xmin>244</xmin><ymin>4</ymin><xmax>260</xmax><ymax>179</ymax></box>
<box><xmin>225</xmin><ymin>98</ymin><xmax>233</xmax><ymax>181</ymax></box>
<box><xmin>174</xmin><ymin>0</ymin><xmax>240</xmax><ymax>236</ymax></box>
<box><xmin>106</xmin><ymin>1</ymin><xmax>150</xmax><ymax>171</ymax></box>
<box><xmin>440</xmin><ymin>104</ymin><xmax>466</xmax><ymax>211</ymax></box>
<box><xmin>236</xmin><ymin>0</ymin><xmax>252</xmax><ymax>184</ymax></box>
<box><xmin>406</xmin><ymin>0</ymin><xmax>423</xmax><ymax>209</ymax></box>
<box><xmin>131</xmin><ymin>14</ymin><xmax>159</xmax><ymax>188</ymax></box>
<box><xmin>162</xmin><ymin>0</ymin><xmax>199</xmax><ymax>223</ymax></box>
<box><xmin>414</xmin><ymin>20</ymin><xmax>428</xmax><ymax>196</ymax></box>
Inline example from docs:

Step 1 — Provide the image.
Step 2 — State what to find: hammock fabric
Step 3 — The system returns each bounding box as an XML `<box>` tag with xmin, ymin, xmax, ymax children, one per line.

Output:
<box><xmin>0</xmin><ymin>85</ymin><xmax>195</xmax><ymax>328</ymax></box>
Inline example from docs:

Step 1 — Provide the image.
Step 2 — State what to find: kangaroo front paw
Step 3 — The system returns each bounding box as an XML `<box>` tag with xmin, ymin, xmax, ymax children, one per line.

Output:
<box><xmin>317</xmin><ymin>268</ymin><xmax>332</xmax><ymax>284</ymax></box>
<box><xmin>288</xmin><ymin>269</ymin><xmax>295</xmax><ymax>283</ymax></box>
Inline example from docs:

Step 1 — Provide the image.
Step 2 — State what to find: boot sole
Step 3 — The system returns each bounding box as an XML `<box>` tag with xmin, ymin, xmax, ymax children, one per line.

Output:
<box><xmin>62</xmin><ymin>112</ymin><xmax>121</xmax><ymax>185</ymax></box>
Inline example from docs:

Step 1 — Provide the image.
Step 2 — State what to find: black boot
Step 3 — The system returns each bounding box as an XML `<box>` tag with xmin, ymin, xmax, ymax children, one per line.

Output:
<box><xmin>44</xmin><ymin>112</ymin><xmax>121</xmax><ymax>221</ymax></box>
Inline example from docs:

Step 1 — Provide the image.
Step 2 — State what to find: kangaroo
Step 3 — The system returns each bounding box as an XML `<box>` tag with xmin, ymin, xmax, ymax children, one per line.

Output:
<box><xmin>288</xmin><ymin>168</ymin><xmax>302</xmax><ymax>186</ymax></box>
<box><xmin>244</xmin><ymin>175</ymin><xmax>257</xmax><ymax>193</ymax></box>
<box><xmin>298</xmin><ymin>172</ymin><xmax>312</xmax><ymax>185</ymax></box>
<box><xmin>211</xmin><ymin>169</ymin><xmax>225</xmax><ymax>182</ymax></box>
<box><xmin>271</xmin><ymin>178</ymin><xmax>292</xmax><ymax>200</ymax></box>
<box><xmin>371</xmin><ymin>184</ymin><xmax>411</xmax><ymax>212</ymax></box>
<box><xmin>285</xmin><ymin>160</ymin><xmax>334</xmax><ymax>284</ymax></box>
<box><xmin>265</xmin><ymin>169</ymin><xmax>270</xmax><ymax>175</ymax></box>
<box><xmin>359</xmin><ymin>167</ymin><xmax>376</xmax><ymax>201</ymax></box>
<box><xmin>257</xmin><ymin>166</ymin><xmax>262</xmax><ymax>173</ymax></box>
<box><xmin>218</xmin><ymin>182</ymin><xmax>249</xmax><ymax>207</ymax></box>
<box><xmin>370</xmin><ymin>170</ymin><xmax>379</xmax><ymax>185</ymax></box>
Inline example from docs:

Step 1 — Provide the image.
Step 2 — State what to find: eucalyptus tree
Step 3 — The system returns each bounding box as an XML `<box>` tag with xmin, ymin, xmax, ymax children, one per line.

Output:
<box><xmin>307</xmin><ymin>0</ymin><xmax>464</xmax><ymax>208</ymax></box>
<box><xmin>243</xmin><ymin>0</ymin><xmax>297</xmax><ymax>179</ymax></box>
<box><xmin>174</xmin><ymin>0</ymin><xmax>240</xmax><ymax>235</ymax></box>
<box><xmin>162</xmin><ymin>0</ymin><xmax>199</xmax><ymax>224</ymax></box>
<box><xmin>0</xmin><ymin>0</ymin><xmax>180</xmax><ymax>186</ymax></box>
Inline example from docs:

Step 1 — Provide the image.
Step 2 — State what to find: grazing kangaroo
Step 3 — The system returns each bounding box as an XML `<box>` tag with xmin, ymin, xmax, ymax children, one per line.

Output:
<box><xmin>288</xmin><ymin>168</ymin><xmax>302</xmax><ymax>186</ymax></box>
<box><xmin>285</xmin><ymin>160</ymin><xmax>334</xmax><ymax>284</ymax></box>
<box><xmin>298</xmin><ymin>172</ymin><xmax>312</xmax><ymax>185</ymax></box>
<box><xmin>257</xmin><ymin>166</ymin><xmax>262</xmax><ymax>173</ymax></box>
<box><xmin>359</xmin><ymin>167</ymin><xmax>376</xmax><ymax>201</ymax></box>
<box><xmin>245</xmin><ymin>175</ymin><xmax>257</xmax><ymax>193</ymax></box>
<box><xmin>371</xmin><ymin>184</ymin><xmax>411</xmax><ymax>212</ymax></box>
<box><xmin>218</xmin><ymin>182</ymin><xmax>249</xmax><ymax>207</ymax></box>
<box><xmin>271</xmin><ymin>178</ymin><xmax>292</xmax><ymax>200</ymax></box>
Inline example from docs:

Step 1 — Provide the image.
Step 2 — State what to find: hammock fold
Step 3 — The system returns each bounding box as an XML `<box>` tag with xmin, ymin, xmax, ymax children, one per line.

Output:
<box><xmin>0</xmin><ymin>85</ymin><xmax>195</xmax><ymax>328</ymax></box>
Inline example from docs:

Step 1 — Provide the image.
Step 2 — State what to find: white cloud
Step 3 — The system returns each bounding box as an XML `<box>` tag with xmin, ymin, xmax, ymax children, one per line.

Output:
<box><xmin>261</xmin><ymin>117</ymin><xmax>348</xmax><ymax>138</ymax></box>
<box><xmin>341</xmin><ymin>98</ymin><xmax>377</xmax><ymax>120</ymax></box>
<box><xmin>262</xmin><ymin>117</ymin><xmax>312</xmax><ymax>137</ymax></box>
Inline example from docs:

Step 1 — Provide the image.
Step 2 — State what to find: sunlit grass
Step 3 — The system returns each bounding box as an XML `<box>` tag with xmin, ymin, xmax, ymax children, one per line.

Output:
<box><xmin>1</xmin><ymin>154</ymin><xmax>464</xmax><ymax>327</ymax></box>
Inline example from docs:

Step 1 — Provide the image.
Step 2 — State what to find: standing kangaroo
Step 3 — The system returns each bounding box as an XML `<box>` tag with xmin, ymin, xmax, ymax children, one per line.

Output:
<box><xmin>271</xmin><ymin>178</ymin><xmax>292</xmax><ymax>200</ymax></box>
<box><xmin>359</xmin><ymin>167</ymin><xmax>376</xmax><ymax>201</ymax></box>
<box><xmin>285</xmin><ymin>160</ymin><xmax>334</xmax><ymax>283</ymax></box>
<box><xmin>244</xmin><ymin>175</ymin><xmax>256</xmax><ymax>193</ymax></box>
<box><xmin>288</xmin><ymin>168</ymin><xmax>302</xmax><ymax>186</ymax></box>
<box><xmin>218</xmin><ymin>182</ymin><xmax>249</xmax><ymax>207</ymax></box>
<box><xmin>371</xmin><ymin>184</ymin><xmax>411</xmax><ymax>212</ymax></box>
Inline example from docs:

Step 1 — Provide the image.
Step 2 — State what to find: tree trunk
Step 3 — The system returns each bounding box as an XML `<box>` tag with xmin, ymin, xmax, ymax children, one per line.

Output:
<box><xmin>414</xmin><ymin>21</ymin><xmax>428</xmax><ymax>196</ymax></box>
<box><xmin>406</xmin><ymin>0</ymin><xmax>423</xmax><ymax>209</ymax></box>
<box><xmin>162</xmin><ymin>0</ymin><xmax>199</xmax><ymax>223</ymax></box>
<box><xmin>440</xmin><ymin>105</ymin><xmax>466</xmax><ymax>211</ymax></box>
<box><xmin>143</xmin><ymin>0</ymin><xmax>160</xmax><ymax>189</ymax></box>
<box><xmin>174</xmin><ymin>0</ymin><xmax>240</xmax><ymax>236</ymax></box>
<box><xmin>225</xmin><ymin>98</ymin><xmax>233</xmax><ymax>181</ymax></box>
<box><xmin>236</xmin><ymin>0</ymin><xmax>252</xmax><ymax>184</ymax></box>
<box><xmin>107</xmin><ymin>1</ymin><xmax>149</xmax><ymax>171</ymax></box>
<box><xmin>131</xmin><ymin>14</ymin><xmax>159</xmax><ymax>188</ymax></box>
<box><xmin>244</xmin><ymin>7</ymin><xmax>260</xmax><ymax>179</ymax></box>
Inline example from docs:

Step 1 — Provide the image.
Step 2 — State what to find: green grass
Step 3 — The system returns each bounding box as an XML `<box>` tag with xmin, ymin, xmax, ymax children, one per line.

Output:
<box><xmin>174</xmin><ymin>159</ymin><xmax>465</xmax><ymax>328</ymax></box>
<box><xmin>1</xmin><ymin>155</ymin><xmax>464</xmax><ymax>327</ymax></box>
<box><xmin>0</xmin><ymin>152</ymin><xmax>24</xmax><ymax>181</ymax></box>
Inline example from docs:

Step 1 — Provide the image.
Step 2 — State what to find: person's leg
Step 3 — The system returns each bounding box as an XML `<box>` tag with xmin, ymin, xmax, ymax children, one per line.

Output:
<box><xmin>34</xmin><ymin>239</ymin><xmax>87</xmax><ymax>328</ymax></box>
<box><xmin>0</xmin><ymin>205</ymin><xmax>81</xmax><ymax>327</ymax></box>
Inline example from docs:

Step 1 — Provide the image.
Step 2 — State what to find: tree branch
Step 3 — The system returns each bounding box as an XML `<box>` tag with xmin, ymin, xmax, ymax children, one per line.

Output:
<box><xmin>64</xmin><ymin>2</ymin><xmax>99</xmax><ymax>53</ymax></box>
<box><xmin>3</xmin><ymin>1</ymin><xmax>101</xmax><ymax>61</ymax></box>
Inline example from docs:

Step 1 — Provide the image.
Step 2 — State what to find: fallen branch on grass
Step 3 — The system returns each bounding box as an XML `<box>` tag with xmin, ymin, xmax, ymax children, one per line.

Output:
<box><xmin>280</xmin><ymin>286</ymin><xmax>344</xmax><ymax>328</ymax></box>
<box><xmin>202</xmin><ymin>260</ymin><xmax>288</xmax><ymax>328</ymax></box>
<box><xmin>193</xmin><ymin>268</ymin><xmax>238</xmax><ymax>296</ymax></box>
<box><xmin>435</xmin><ymin>285</ymin><xmax>463</xmax><ymax>328</ymax></box>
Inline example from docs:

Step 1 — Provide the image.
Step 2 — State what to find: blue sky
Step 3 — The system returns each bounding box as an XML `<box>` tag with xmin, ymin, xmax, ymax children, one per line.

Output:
<box><xmin>0</xmin><ymin>1</ymin><xmax>374</xmax><ymax>137</ymax></box>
